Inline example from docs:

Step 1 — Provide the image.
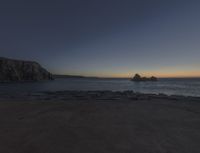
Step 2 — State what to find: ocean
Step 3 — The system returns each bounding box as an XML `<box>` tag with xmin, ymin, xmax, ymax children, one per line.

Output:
<box><xmin>0</xmin><ymin>78</ymin><xmax>200</xmax><ymax>97</ymax></box>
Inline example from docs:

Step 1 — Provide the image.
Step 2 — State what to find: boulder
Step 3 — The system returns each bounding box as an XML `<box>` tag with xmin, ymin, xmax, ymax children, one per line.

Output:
<box><xmin>0</xmin><ymin>57</ymin><xmax>53</xmax><ymax>82</ymax></box>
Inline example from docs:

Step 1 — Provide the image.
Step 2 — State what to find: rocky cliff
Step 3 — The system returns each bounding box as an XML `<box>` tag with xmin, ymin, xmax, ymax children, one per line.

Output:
<box><xmin>0</xmin><ymin>57</ymin><xmax>53</xmax><ymax>82</ymax></box>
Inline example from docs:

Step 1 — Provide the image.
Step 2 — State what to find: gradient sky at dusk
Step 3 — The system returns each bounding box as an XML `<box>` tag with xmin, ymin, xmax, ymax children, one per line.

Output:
<box><xmin>0</xmin><ymin>0</ymin><xmax>200</xmax><ymax>77</ymax></box>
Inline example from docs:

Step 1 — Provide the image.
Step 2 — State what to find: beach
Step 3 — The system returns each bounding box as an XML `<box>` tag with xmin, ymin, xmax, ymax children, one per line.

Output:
<box><xmin>0</xmin><ymin>91</ymin><xmax>200</xmax><ymax>153</ymax></box>
<box><xmin>1</xmin><ymin>0</ymin><xmax>200</xmax><ymax>152</ymax></box>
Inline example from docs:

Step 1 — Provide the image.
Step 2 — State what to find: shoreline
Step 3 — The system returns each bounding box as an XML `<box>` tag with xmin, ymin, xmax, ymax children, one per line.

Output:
<box><xmin>0</xmin><ymin>90</ymin><xmax>200</xmax><ymax>102</ymax></box>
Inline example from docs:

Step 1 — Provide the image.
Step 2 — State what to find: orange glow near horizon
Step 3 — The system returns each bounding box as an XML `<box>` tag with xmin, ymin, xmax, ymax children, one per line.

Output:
<box><xmin>139</xmin><ymin>69</ymin><xmax>200</xmax><ymax>78</ymax></box>
<box><xmin>90</xmin><ymin>70</ymin><xmax>200</xmax><ymax>78</ymax></box>
<box><xmin>63</xmin><ymin>70</ymin><xmax>200</xmax><ymax>78</ymax></box>
<box><xmin>63</xmin><ymin>65</ymin><xmax>200</xmax><ymax>78</ymax></box>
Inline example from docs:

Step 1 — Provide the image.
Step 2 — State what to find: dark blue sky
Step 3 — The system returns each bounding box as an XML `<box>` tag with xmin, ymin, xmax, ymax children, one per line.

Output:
<box><xmin>1</xmin><ymin>0</ymin><xmax>200</xmax><ymax>77</ymax></box>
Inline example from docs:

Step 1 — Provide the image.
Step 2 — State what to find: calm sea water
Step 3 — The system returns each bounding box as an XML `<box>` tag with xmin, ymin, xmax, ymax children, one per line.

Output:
<box><xmin>0</xmin><ymin>78</ymin><xmax>200</xmax><ymax>97</ymax></box>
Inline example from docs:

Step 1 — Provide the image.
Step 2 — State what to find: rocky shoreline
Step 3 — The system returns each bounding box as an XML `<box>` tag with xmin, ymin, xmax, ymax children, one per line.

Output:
<box><xmin>0</xmin><ymin>90</ymin><xmax>199</xmax><ymax>102</ymax></box>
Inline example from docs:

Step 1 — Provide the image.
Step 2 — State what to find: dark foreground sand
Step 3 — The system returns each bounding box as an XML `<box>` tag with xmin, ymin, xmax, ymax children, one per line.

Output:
<box><xmin>0</xmin><ymin>91</ymin><xmax>200</xmax><ymax>153</ymax></box>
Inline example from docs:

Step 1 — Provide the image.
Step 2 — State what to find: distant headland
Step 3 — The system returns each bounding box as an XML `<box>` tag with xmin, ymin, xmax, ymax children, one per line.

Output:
<box><xmin>131</xmin><ymin>74</ymin><xmax>158</xmax><ymax>82</ymax></box>
<box><xmin>0</xmin><ymin>57</ymin><xmax>159</xmax><ymax>82</ymax></box>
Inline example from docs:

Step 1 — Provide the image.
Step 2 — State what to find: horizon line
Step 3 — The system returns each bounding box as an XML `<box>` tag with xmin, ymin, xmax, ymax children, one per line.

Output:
<box><xmin>53</xmin><ymin>74</ymin><xmax>200</xmax><ymax>79</ymax></box>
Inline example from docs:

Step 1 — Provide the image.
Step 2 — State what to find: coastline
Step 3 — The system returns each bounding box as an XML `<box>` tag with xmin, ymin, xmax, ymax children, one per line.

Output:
<box><xmin>0</xmin><ymin>90</ymin><xmax>200</xmax><ymax>102</ymax></box>
<box><xmin>0</xmin><ymin>91</ymin><xmax>200</xmax><ymax>153</ymax></box>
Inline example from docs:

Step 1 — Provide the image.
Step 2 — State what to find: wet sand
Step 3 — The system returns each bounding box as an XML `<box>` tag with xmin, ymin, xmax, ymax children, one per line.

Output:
<box><xmin>0</xmin><ymin>91</ymin><xmax>200</xmax><ymax>153</ymax></box>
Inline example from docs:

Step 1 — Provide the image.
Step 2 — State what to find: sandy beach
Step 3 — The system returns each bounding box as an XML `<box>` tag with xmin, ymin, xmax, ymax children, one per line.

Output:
<box><xmin>0</xmin><ymin>91</ymin><xmax>200</xmax><ymax>153</ymax></box>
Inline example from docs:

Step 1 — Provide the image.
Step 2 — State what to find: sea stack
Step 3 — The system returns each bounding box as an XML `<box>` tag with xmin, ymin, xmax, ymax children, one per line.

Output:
<box><xmin>131</xmin><ymin>74</ymin><xmax>158</xmax><ymax>82</ymax></box>
<box><xmin>0</xmin><ymin>57</ymin><xmax>53</xmax><ymax>82</ymax></box>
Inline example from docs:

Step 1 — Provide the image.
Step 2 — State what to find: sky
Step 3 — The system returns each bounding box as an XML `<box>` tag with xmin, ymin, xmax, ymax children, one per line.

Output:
<box><xmin>0</xmin><ymin>0</ymin><xmax>200</xmax><ymax>78</ymax></box>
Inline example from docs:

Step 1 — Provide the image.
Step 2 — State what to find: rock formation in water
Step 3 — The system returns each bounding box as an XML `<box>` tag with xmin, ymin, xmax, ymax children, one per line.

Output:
<box><xmin>0</xmin><ymin>57</ymin><xmax>53</xmax><ymax>82</ymax></box>
<box><xmin>131</xmin><ymin>74</ymin><xmax>158</xmax><ymax>82</ymax></box>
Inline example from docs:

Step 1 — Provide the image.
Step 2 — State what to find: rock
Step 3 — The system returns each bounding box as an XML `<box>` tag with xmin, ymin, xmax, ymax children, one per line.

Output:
<box><xmin>150</xmin><ymin>76</ymin><xmax>157</xmax><ymax>81</ymax></box>
<box><xmin>132</xmin><ymin>74</ymin><xmax>142</xmax><ymax>81</ymax></box>
<box><xmin>0</xmin><ymin>57</ymin><xmax>53</xmax><ymax>82</ymax></box>
<box><xmin>131</xmin><ymin>74</ymin><xmax>158</xmax><ymax>82</ymax></box>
